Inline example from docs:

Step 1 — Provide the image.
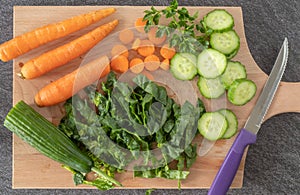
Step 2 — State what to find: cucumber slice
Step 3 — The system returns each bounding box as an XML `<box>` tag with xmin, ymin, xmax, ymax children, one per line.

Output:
<box><xmin>221</xmin><ymin>61</ymin><xmax>247</xmax><ymax>89</ymax></box>
<box><xmin>210</xmin><ymin>30</ymin><xmax>240</xmax><ymax>55</ymax></box>
<box><xmin>197</xmin><ymin>48</ymin><xmax>227</xmax><ymax>79</ymax></box>
<box><xmin>218</xmin><ymin>109</ymin><xmax>238</xmax><ymax>139</ymax></box>
<box><xmin>198</xmin><ymin>112</ymin><xmax>228</xmax><ymax>141</ymax></box>
<box><xmin>228</xmin><ymin>78</ymin><xmax>257</xmax><ymax>105</ymax></box>
<box><xmin>226</xmin><ymin>48</ymin><xmax>239</xmax><ymax>59</ymax></box>
<box><xmin>170</xmin><ymin>53</ymin><xmax>197</xmax><ymax>80</ymax></box>
<box><xmin>203</xmin><ymin>9</ymin><xmax>234</xmax><ymax>32</ymax></box>
<box><xmin>198</xmin><ymin>76</ymin><xmax>225</xmax><ymax>99</ymax></box>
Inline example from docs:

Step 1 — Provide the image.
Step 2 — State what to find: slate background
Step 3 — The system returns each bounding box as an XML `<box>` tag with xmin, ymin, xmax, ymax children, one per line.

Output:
<box><xmin>0</xmin><ymin>0</ymin><xmax>299</xmax><ymax>194</ymax></box>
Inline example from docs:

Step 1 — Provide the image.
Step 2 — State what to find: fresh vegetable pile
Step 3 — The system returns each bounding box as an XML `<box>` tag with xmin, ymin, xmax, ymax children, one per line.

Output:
<box><xmin>2</xmin><ymin>0</ymin><xmax>260</xmax><ymax>192</ymax></box>
<box><xmin>5</xmin><ymin>72</ymin><xmax>205</xmax><ymax>189</ymax></box>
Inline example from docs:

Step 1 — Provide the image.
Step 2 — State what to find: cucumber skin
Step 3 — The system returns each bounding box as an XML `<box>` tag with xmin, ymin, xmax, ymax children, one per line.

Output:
<box><xmin>227</xmin><ymin>78</ymin><xmax>257</xmax><ymax>106</ymax></box>
<box><xmin>218</xmin><ymin>109</ymin><xmax>238</xmax><ymax>139</ymax></box>
<box><xmin>4</xmin><ymin>101</ymin><xmax>93</xmax><ymax>173</ymax></box>
<box><xmin>203</xmin><ymin>9</ymin><xmax>234</xmax><ymax>32</ymax></box>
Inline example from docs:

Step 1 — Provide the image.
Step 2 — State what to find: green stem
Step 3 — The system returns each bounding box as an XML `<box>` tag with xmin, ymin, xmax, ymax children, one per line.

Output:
<box><xmin>91</xmin><ymin>167</ymin><xmax>122</xmax><ymax>187</ymax></box>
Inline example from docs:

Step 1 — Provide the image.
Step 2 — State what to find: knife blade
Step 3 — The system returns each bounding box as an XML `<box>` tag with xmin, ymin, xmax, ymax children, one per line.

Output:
<box><xmin>208</xmin><ymin>38</ymin><xmax>289</xmax><ymax>195</ymax></box>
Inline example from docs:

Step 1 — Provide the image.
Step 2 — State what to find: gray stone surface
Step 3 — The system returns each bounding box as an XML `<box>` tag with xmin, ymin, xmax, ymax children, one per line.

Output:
<box><xmin>0</xmin><ymin>0</ymin><xmax>299</xmax><ymax>194</ymax></box>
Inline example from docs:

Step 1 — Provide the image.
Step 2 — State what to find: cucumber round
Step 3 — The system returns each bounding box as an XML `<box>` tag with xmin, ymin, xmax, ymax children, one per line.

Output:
<box><xmin>218</xmin><ymin>109</ymin><xmax>238</xmax><ymax>139</ymax></box>
<box><xmin>226</xmin><ymin>48</ymin><xmax>239</xmax><ymax>59</ymax></box>
<box><xmin>210</xmin><ymin>30</ymin><xmax>240</xmax><ymax>55</ymax></box>
<box><xmin>198</xmin><ymin>112</ymin><xmax>228</xmax><ymax>141</ymax></box>
<box><xmin>221</xmin><ymin>61</ymin><xmax>247</xmax><ymax>89</ymax></box>
<box><xmin>203</xmin><ymin>9</ymin><xmax>234</xmax><ymax>32</ymax></box>
<box><xmin>198</xmin><ymin>76</ymin><xmax>225</xmax><ymax>99</ymax></box>
<box><xmin>197</xmin><ymin>48</ymin><xmax>227</xmax><ymax>79</ymax></box>
<box><xmin>170</xmin><ymin>53</ymin><xmax>198</xmax><ymax>80</ymax></box>
<box><xmin>228</xmin><ymin>78</ymin><xmax>257</xmax><ymax>105</ymax></box>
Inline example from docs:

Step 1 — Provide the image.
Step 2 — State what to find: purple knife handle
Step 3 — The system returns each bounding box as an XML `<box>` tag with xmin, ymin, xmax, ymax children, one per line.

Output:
<box><xmin>208</xmin><ymin>128</ymin><xmax>257</xmax><ymax>195</ymax></box>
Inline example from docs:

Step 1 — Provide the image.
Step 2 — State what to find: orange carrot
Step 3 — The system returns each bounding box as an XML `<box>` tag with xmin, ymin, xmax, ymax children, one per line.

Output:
<box><xmin>111</xmin><ymin>44</ymin><xmax>129</xmax><ymax>58</ymax></box>
<box><xmin>144</xmin><ymin>54</ymin><xmax>160</xmax><ymax>71</ymax></box>
<box><xmin>129</xmin><ymin>58</ymin><xmax>144</xmax><ymax>74</ymax></box>
<box><xmin>160</xmin><ymin>58</ymin><xmax>170</xmax><ymax>71</ymax></box>
<box><xmin>147</xmin><ymin>27</ymin><xmax>166</xmax><ymax>45</ymax></box>
<box><xmin>137</xmin><ymin>40</ymin><xmax>155</xmax><ymax>57</ymax></box>
<box><xmin>131</xmin><ymin>38</ymin><xmax>141</xmax><ymax>50</ymax></box>
<box><xmin>34</xmin><ymin>55</ymin><xmax>110</xmax><ymax>107</ymax></box>
<box><xmin>134</xmin><ymin>18</ymin><xmax>147</xmax><ymax>33</ymax></box>
<box><xmin>20</xmin><ymin>20</ymin><xmax>118</xmax><ymax>79</ymax></box>
<box><xmin>141</xmin><ymin>70</ymin><xmax>154</xmax><ymax>81</ymax></box>
<box><xmin>119</xmin><ymin>29</ymin><xmax>134</xmax><ymax>44</ymax></box>
<box><xmin>110</xmin><ymin>55</ymin><xmax>129</xmax><ymax>73</ymax></box>
<box><xmin>160</xmin><ymin>44</ymin><xmax>176</xmax><ymax>59</ymax></box>
<box><xmin>0</xmin><ymin>8</ymin><xmax>116</xmax><ymax>62</ymax></box>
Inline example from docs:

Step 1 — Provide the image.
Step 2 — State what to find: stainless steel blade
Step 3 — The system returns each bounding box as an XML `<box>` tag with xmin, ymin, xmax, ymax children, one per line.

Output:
<box><xmin>244</xmin><ymin>38</ymin><xmax>289</xmax><ymax>134</ymax></box>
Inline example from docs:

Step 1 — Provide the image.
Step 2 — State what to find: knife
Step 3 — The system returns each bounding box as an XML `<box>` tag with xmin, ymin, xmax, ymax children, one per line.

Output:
<box><xmin>208</xmin><ymin>38</ymin><xmax>289</xmax><ymax>195</ymax></box>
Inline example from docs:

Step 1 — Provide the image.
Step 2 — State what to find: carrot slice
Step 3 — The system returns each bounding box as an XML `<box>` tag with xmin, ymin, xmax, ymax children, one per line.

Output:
<box><xmin>144</xmin><ymin>54</ymin><xmax>160</xmax><ymax>71</ymax></box>
<box><xmin>129</xmin><ymin>58</ymin><xmax>144</xmax><ymax>74</ymax></box>
<box><xmin>0</xmin><ymin>8</ymin><xmax>116</xmax><ymax>62</ymax></box>
<box><xmin>34</xmin><ymin>55</ymin><xmax>110</xmax><ymax>107</ymax></box>
<box><xmin>119</xmin><ymin>29</ymin><xmax>134</xmax><ymax>44</ymax></box>
<box><xmin>137</xmin><ymin>40</ymin><xmax>155</xmax><ymax>57</ymax></box>
<box><xmin>111</xmin><ymin>44</ymin><xmax>129</xmax><ymax>58</ymax></box>
<box><xmin>160</xmin><ymin>44</ymin><xmax>176</xmax><ymax>59</ymax></box>
<box><xmin>135</xmin><ymin>18</ymin><xmax>147</xmax><ymax>33</ymax></box>
<box><xmin>131</xmin><ymin>38</ymin><xmax>141</xmax><ymax>50</ymax></box>
<box><xmin>21</xmin><ymin>20</ymin><xmax>118</xmax><ymax>79</ymax></box>
<box><xmin>147</xmin><ymin>27</ymin><xmax>166</xmax><ymax>45</ymax></box>
<box><xmin>141</xmin><ymin>70</ymin><xmax>154</xmax><ymax>81</ymax></box>
<box><xmin>160</xmin><ymin>58</ymin><xmax>170</xmax><ymax>71</ymax></box>
<box><xmin>110</xmin><ymin>55</ymin><xmax>129</xmax><ymax>73</ymax></box>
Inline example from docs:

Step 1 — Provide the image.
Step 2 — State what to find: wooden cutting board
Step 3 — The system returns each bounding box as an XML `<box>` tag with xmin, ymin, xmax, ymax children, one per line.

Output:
<box><xmin>12</xmin><ymin>6</ymin><xmax>300</xmax><ymax>189</ymax></box>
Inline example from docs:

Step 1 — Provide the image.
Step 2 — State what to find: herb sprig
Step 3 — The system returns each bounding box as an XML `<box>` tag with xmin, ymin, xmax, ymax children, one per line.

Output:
<box><xmin>143</xmin><ymin>0</ymin><xmax>213</xmax><ymax>53</ymax></box>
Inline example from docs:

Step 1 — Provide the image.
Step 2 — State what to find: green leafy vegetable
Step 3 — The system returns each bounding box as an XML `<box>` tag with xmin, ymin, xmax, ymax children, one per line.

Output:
<box><xmin>59</xmin><ymin>72</ymin><xmax>206</xmax><ymax>188</ymax></box>
<box><xmin>143</xmin><ymin>0</ymin><xmax>211</xmax><ymax>53</ymax></box>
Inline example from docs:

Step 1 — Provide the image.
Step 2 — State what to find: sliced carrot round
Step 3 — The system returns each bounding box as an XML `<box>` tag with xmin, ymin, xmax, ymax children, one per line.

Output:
<box><xmin>111</xmin><ymin>44</ymin><xmax>129</xmax><ymax>58</ymax></box>
<box><xmin>110</xmin><ymin>55</ymin><xmax>129</xmax><ymax>73</ymax></box>
<box><xmin>160</xmin><ymin>44</ymin><xmax>176</xmax><ymax>59</ymax></box>
<box><xmin>130</xmin><ymin>58</ymin><xmax>144</xmax><ymax>74</ymax></box>
<box><xmin>132</xmin><ymin>38</ymin><xmax>141</xmax><ymax>50</ymax></box>
<box><xmin>144</xmin><ymin>54</ymin><xmax>160</xmax><ymax>71</ymax></box>
<box><xmin>137</xmin><ymin>40</ymin><xmax>155</xmax><ymax>57</ymax></box>
<box><xmin>147</xmin><ymin>27</ymin><xmax>166</xmax><ymax>45</ymax></box>
<box><xmin>135</xmin><ymin>18</ymin><xmax>147</xmax><ymax>33</ymax></box>
<box><xmin>160</xmin><ymin>58</ymin><xmax>170</xmax><ymax>71</ymax></box>
<box><xmin>119</xmin><ymin>28</ymin><xmax>134</xmax><ymax>44</ymax></box>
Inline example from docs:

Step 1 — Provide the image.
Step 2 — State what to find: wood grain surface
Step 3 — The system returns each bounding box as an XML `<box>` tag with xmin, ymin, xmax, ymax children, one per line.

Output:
<box><xmin>12</xmin><ymin>6</ymin><xmax>300</xmax><ymax>189</ymax></box>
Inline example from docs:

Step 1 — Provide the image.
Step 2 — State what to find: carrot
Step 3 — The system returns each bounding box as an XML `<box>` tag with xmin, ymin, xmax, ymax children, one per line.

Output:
<box><xmin>160</xmin><ymin>44</ymin><xmax>176</xmax><ymax>59</ymax></box>
<box><xmin>160</xmin><ymin>58</ymin><xmax>170</xmax><ymax>71</ymax></box>
<box><xmin>129</xmin><ymin>58</ymin><xmax>144</xmax><ymax>74</ymax></box>
<box><xmin>131</xmin><ymin>38</ymin><xmax>141</xmax><ymax>50</ymax></box>
<box><xmin>34</xmin><ymin>55</ymin><xmax>110</xmax><ymax>107</ymax></box>
<box><xmin>110</xmin><ymin>55</ymin><xmax>129</xmax><ymax>73</ymax></box>
<box><xmin>147</xmin><ymin>27</ymin><xmax>166</xmax><ymax>45</ymax></box>
<box><xmin>134</xmin><ymin>18</ymin><xmax>147</xmax><ymax>33</ymax></box>
<box><xmin>137</xmin><ymin>40</ymin><xmax>155</xmax><ymax>57</ymax></box>
<box><xmin>119</xmin><ymin>29</ymin><xmax>134</xmax><ymax>44</ymax></box>
<box><xmin>141</xmin><ymin>70</ymin><xmax>154</xmax><ymax>81</ymax></box>
<box><xmin>20</xmin><ymin>20</ymin><xmax>118</xmax><ymax>79</ymax></box>
<box><xmin>0</xmin><ymin>8</ymin><xmax>116</xmax><ymax>62</ymax></box>
<box><xmin>111</xmin><ymin>44</ymin><xmax>129</xmax><ymax>58</ymax></box>
<box><xmin>144</xmin><ymin>54</ymin><xmax>160</xmax><ymax>71</ymax></box>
